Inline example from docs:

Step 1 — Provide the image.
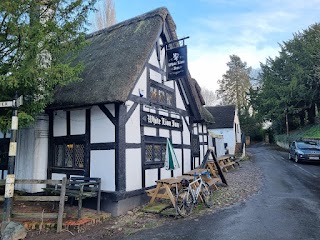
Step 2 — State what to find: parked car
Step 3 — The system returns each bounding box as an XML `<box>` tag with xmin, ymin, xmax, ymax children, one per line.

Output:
<box><xmin>289</xmin><ymin>140</ymin><xmax>320</xmax><ymax>163</ymax></box>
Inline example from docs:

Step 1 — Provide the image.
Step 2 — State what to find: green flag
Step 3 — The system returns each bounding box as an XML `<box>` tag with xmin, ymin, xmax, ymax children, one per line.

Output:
<box><xmin>165</xmin><ymin>138</ymin><xmax>180</xmax><ymax>170</ymax></box>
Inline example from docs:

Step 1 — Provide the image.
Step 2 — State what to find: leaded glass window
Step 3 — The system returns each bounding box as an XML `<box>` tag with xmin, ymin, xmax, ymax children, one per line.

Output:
<box><xmin>158</xmin><ymin>89</ymin><xmax>166</xmax><ymax>104</ymax></box>
<box><xmin>191</xmin><ymin>135</ymin><xmax>200</xmax><ymax>157</ymax></box>
<box><xmin>145</xmin><ymin>144</ymin><xmax>153</xmax><ymax>162</ymax></box>
<box><xmin>150</xmin><ymin>86</ymin><xmax>158</xmax><ymax>101</ymax></box>
<box><xmin>149</xmin><ymin>81</ymin><xmax>174</xmax><ymax>107</ymax></box>
<box><xmin>144</xmin><ymin>137</ymin><xmax>167</xmax><ymax>168</ymax></box>
<box><xmin>53</xmin><ymin>142</ymin><xmax>85</xmax><ymax>169</ymax></box>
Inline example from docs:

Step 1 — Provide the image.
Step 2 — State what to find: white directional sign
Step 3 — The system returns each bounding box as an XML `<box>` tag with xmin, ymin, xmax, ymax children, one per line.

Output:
<box><xmin>0</xmin><ymin>95</ymin><xmax>23</xmax><ymax>108</ymax></box>
<box><xmin>16</xmin><ymin>95</ymin><xmax>23</xmax><ymax>107</ymax></box>
<box><xmin>0</xmin><ymin>101</ymin><xmax>13</xmax><ymax>108</ymax></box>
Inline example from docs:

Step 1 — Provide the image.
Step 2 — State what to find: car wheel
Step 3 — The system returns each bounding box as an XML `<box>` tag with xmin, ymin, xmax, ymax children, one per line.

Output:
<box><xmin>294</xmin><ymin>155</ymin><xmax>299</xmax><ymax>163</ymax></box>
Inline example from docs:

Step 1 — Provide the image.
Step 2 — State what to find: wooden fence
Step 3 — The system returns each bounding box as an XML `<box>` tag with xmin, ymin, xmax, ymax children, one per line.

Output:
<box><xmin>0</xmin><ymin>178</ymin><xmax>67</xmax><ymax>232</ymax></box>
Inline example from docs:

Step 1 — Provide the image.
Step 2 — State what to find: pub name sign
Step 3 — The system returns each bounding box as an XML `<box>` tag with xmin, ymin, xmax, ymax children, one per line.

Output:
<box><xmin>166</xmin><ymin>45</ymin><xmax>188</xmax><ymax>80</ymax></box>
<box><xmin>141</xmin><ymin>112</ymin><xmax>183</xmax><ymax>131</ymax></box>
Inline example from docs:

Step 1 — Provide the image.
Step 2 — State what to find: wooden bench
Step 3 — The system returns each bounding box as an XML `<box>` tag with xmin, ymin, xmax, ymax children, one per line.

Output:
<box><xmin>43</xmin><ymin>177</ymin><xmax>101</xmax><ymax>219</ymax></box>
<box><xmin>145</xmin><ymin>186</ymin><xmax>167</xmax><ymax>198</ymax></box>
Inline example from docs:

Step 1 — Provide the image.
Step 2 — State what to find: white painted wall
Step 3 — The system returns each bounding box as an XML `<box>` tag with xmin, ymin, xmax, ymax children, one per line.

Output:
<box><xmin>164</xmin><ymin>80</ymin><xmax>174</xmax><ymax>89</ymax></box>
<box><xmin>182</xmin><ymin>118</ymin><xmax>190</xmax><ymax>145</ymax></box>
<box><xmin>70</xmin><ymin>110</ymin><xmax>86</xmax><ymax>135</ymax></box>
<box><xmin>148</xmin><ymin>48</ymin><xmax>160</xmax><ymax>68</ymax></box>
<box><xmin>53</xmin><ymin>110</ymin><xmax>66</xmax><ymax>137</ymax></box>
<box><xmin>131</xmin><ymin>68</ymin><xmax>147</xmax><ymax>98</ymax></box>
<box><xmin>172</xmin><ymin>148</ymin><xmax>182</xmax><ymax>177</ymax></box>
<box><xmin>176</xmin><ymin>85</ymin><xmax>186</xmax><ymax>110</ymax></box>
<box><xmin>91</xmin><ymin>105</ymin><xmax>115</xmax><ymax>143</ymax></box>
<box><xmin>160</xmin><ymin>167</ymin><xmax>171</xmax><ymax>179</ymax></box>
<box><xmin>159</xmin><ymin>129</ymin><xmax>170</xmax><ymax>138</ymax></box>
<box><xmin>193</xmin><ymin>124</ymin><xmax>198</xmax><ymax>135</ymax></box>
<box><xmin>126</xmin><ymin>105</ymin><xmax>141</xmax><ymax>144</ymax></box>
<box><xmin>126</xmin><ymin>149</ymin><xmax>142</xmax><ymax>191</ymax></box>
<box><xmin>211</xmin><ymin>128</ymin><xmax>235</xmax><ymax>155</ymax></box>
<box><xmin>208</xmin><ymin>132</ymin><xmax>225</xmax><ymax>158</ymax></box>
<box><xmin>183</xmin><ymin>149</ymin><xmax>191</xmax><ymax>173</ymax></box>
<box><xmin>144</xmin><ymin>127</ymin><xmax>157</xmax><ymax>136</ymax></box>
<box><xmin>159</xmin><ymin>38</ymin><xmax>166</xmax><ymax>68</ymax></box>
<box><xmin>150</xmin><ymin>68</ymin><xmax>161</xmax><ymax>83</ymax></box>
<box><xmin>171</xmin><ymin>130</ymin><xmax>181</xmax><ymax>144</ymax></box>
<box><xmin>145</xmin><ymin>168</ymin><xmax>158</xmax><ymax>187</ymax></box>
<box><xmin>194</xmin><ymin>157</ymin><xmax>200</xmax><ymax>168</ymax></box>
<box><xmin>90</xmin><ymin>150</ymin><xmax>115</xmax><ymax>191</ymax></box>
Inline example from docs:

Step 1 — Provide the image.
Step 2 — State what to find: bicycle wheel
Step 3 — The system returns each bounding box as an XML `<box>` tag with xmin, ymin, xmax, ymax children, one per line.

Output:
<box><xmin>175</xmin><ymin>188</ymin><xmax>193</xmax><ymax>217</ymax></box>
<box><xmin>201</xmin><ymin>183</ymin><xmax>213</xmax><ymax>208</ymax></box>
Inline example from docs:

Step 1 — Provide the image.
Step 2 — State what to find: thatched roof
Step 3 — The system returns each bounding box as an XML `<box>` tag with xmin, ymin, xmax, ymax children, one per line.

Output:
<box><xmin>206</xmin><ymin>105</ymin><xmax>236</xmax><ymax>129</ymax></box>
<box><xmin>51</xmin><ymin>7</ymin><xmax>176</xmax><ymax>108</ymax></box>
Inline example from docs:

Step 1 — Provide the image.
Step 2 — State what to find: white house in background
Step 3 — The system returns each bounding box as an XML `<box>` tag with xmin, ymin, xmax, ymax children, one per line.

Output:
<box><xmin>206</xmin><ymin>105</ymin><xmax>242</xmax><ymax>155</ymax></box>
<box><xmin>0</xmin><ymin>8</ymin><xmax>215</xmax><ymax>216</ymax></box>
<box><xmin>207</xmin><ymin>131</ymin><xmax>225</xmax><ymax>158</ymax></box>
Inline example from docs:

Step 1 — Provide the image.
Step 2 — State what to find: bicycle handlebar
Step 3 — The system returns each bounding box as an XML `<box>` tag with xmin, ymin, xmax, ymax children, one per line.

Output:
<box><xmin>193</xmin><ymin>171</ymin><xmax>211</xmax><ymax>180</ymax></box>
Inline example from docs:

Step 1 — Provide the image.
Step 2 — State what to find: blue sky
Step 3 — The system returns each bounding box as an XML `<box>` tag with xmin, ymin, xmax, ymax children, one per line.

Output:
<box><xmin>89</xmin><ymin>0</ymin><xmax>320</xmax><ymax>92</ymax></box>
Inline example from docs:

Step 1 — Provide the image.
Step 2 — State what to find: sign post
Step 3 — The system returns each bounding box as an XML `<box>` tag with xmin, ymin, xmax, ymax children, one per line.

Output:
<box><xmin>1</xmin><ymin>94</ymin><xmax>23</xmax><ymax>229</ymax></box>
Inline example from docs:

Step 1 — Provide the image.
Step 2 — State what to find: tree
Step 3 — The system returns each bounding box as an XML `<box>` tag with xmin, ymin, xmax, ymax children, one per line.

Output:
<box><xmin>201</xmin><ymin>87</ymin><xmax>217</xmax><ymax>106</ymax></box>
<box><xmin>0</xmin><ymin>0</ymin><xmax>97</xmax><ymax>131</ymax></box>
<box><xmin>94</xmin><ymin>0</ymin><xmax>116</xmax><ymax>30</ymax></box>
<box><xmin>217</xmin><ymin>55</ymin><xmax>252</xmax><ymax>111</ymax></box>
<box><xmin>251</xmin><ymin>23</ymin><xmax>320</xmax><ymax>134</ymax></box>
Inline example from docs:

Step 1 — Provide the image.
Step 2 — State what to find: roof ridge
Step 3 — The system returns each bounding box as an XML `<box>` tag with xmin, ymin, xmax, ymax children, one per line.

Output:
<box><xmin>86</xmin><ymin>7</ymin><xmax>169</xmax><ymax>39</ymax></box>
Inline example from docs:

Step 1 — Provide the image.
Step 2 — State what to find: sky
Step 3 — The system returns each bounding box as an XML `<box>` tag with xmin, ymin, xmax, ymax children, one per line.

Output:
<box><xmin>89</xmin><ymin>0</ymin><xmax>320</xmax><ymax>92</ymax></box>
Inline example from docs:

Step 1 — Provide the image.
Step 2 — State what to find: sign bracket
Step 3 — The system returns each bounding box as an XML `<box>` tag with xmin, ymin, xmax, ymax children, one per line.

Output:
<box><xmin>161</xmin><ymin>36</ymin><xmax>190</xmax><ymax>50</ymax></box>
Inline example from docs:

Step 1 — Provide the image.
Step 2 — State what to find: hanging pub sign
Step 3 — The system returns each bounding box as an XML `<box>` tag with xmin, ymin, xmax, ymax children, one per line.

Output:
<box><xmin>166</xmin><ymin>45</ymin><xmax>188</xmax><ymax>80</ymax></box>
<box><xmin>141</xmin><ymin>111</ymin><xmax>183</xmax><ymax>131</ymax></box>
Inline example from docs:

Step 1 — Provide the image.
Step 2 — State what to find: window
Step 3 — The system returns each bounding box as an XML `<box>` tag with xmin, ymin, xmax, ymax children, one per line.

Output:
<box><xmin>53</xmin><ymin>141</ymin><xmax>85</xmax><ymax>169</ymax></box>
<box><xmin>149</xmin><ymin>82</ymin><xmax>174</xmax><ymax>107</ymax></box>
<box><xmin>144</xmin><ymin>137</ymin><xmax>166</xmax><ymax>168</ymax></box>
<box><xmin>191</xmin><ymin>135</ymin><xmax>200</xmax><ymax>157</ymax></box>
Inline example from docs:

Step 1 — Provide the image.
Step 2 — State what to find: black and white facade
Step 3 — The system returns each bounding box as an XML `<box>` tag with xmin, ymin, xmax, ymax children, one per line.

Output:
<box><xmin>0</xmin><ymin>8</ymin><xmax>214</xmax><ymax>216</ymax></box>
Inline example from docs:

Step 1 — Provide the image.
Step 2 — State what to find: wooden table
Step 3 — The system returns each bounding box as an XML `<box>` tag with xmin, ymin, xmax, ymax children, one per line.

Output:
<box><xmin>184</xmin><ymin>169</ymin><xmax>219</xmax><ymax>190</ymax></box>
<box><xmin>147</xmin><ymin>175</ymin><xmax>194</xmax><ymax>206</ymax></box>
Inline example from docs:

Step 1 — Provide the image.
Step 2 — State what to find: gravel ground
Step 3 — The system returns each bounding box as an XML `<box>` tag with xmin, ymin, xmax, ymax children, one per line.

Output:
<box><xmin>26</xmin><ymin>154</ymin><xmax>262</xmax><ymax>240</ymax></box>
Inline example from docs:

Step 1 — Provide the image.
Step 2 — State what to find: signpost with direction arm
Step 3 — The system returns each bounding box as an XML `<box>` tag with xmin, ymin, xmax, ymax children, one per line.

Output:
<box><xmin>0</xmin><ymin>94</ymin><xmax>23</xmax><ymax>229</ymax></box>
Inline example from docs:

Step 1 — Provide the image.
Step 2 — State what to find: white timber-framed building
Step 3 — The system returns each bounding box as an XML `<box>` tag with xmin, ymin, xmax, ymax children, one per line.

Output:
<box><xmin>0</xmin><ymin>8</ymin><xmax>215</xmax><ymax>216</ymax></box>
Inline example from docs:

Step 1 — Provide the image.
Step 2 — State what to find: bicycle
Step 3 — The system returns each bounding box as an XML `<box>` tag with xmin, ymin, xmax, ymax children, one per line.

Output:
<box><xmin>175</xmin><ymin>172</ymin><xmax>213</xmax><ymax>217</ymax></box>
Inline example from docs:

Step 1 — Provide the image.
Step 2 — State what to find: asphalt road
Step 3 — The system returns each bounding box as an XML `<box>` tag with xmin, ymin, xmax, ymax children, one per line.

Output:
<box><xmin>126</xmin><ymin>144</ymin><xmax>320</xmax><ymax>240</ymax></box>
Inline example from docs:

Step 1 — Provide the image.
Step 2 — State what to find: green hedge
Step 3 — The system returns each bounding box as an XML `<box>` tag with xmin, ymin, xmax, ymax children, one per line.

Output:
<box><xmin>275</xmin><ymin>124</ymin><xmax>320</xmax><ymax>145</ymax></box>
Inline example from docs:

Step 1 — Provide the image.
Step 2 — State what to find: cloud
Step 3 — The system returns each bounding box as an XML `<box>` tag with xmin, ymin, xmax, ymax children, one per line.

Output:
<box><xmin>188</xmin><ymin>44</ymin><xmax>279</xmax><ymax>92</ymax></box>
<box><xmin>186</xmin><ymin>0</ymin><xmax>320</xmax><ymax>92</ymax></box>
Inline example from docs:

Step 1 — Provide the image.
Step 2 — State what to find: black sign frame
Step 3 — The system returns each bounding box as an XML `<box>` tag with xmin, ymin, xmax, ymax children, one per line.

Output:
<box><xmin>141</xmin><ymin>111</ymin><xmax>183</xmax><ymax>131</ymax></box>
<box><xmin>166</xmin><ymin>45</ymin><xmax>188</xmax><ymax>80</ymax></box>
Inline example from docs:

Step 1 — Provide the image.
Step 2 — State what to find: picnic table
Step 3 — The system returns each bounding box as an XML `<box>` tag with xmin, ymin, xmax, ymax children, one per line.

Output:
<box><xmin>217</xmin><ymin>155</ymin><xmax>237</xmax><ymax>172</ymax></box>
<box><xmin>183</xmin><ymin>169</ymin><xmax>219</xmax><ymax>190</ymax></box>
<box><xmin>146</xmin><ymin>175</ymin><xmax>194</xmax><ymax>206</ymax></box>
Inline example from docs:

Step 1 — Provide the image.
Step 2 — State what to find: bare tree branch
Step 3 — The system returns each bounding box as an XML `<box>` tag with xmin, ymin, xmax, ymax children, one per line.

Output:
<box><xmin>94</xmin><ymin>0</ymin><xmax>116</xmax><ymax>30</ymax></box>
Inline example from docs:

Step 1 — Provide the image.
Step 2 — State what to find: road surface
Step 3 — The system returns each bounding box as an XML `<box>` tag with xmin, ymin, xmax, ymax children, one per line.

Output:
<box><xmin>126</xmin><ymin>144</ymin><xmax>320</xmax><ymax>240</ymax></box>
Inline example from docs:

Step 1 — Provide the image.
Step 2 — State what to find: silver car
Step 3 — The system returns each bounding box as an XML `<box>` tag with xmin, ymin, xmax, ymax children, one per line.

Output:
<box><xmin>289</xmin><ymin>141</ymin><xmax>320</xmax><ymax>163</ymax></box>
